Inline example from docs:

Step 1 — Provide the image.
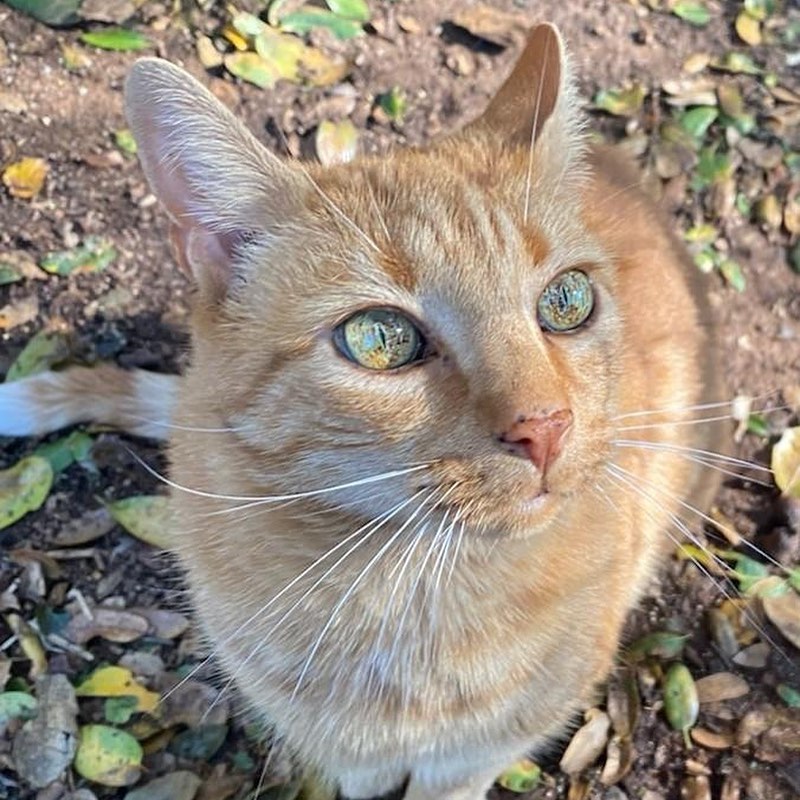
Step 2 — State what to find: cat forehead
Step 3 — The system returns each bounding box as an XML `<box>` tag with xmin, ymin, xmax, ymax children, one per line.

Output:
<box><xmin>299</xmin><ymin>151</ymin><xmax>599</xmax><ymax>300</ymax></box>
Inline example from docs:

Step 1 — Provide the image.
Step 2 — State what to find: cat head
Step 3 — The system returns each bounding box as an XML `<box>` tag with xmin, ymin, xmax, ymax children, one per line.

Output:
<box><xmin>124</xmin><ymin>25</ymin><xmax>644</xmax><ymax>537</ymax></box>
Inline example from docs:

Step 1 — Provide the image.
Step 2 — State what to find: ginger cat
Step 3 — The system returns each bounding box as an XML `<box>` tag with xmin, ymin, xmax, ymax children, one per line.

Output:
<box><xmin>0</xmin><ymin>24</ymin><xmax>721</xmax><ymax>800</ymax></box>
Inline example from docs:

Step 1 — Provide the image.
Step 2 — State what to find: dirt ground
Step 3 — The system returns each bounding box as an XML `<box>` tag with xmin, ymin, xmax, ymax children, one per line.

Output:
<box><xmin>1</xmin><ymin>1</ymin><xmax>799</xmax><ymax>799</ymax></box>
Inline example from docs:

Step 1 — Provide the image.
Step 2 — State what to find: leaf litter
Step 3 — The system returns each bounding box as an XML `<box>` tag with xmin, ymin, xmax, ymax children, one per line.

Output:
<box><xmin>1</xmin><ymin>1</ymin><xmax>800</xmax><ymax>799</ymax></box>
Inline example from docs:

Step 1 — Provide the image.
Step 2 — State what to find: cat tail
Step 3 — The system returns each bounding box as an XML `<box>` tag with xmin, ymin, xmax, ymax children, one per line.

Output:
<box><xmin>0</xmin><ymin>366</ymin><xmax>177</xmax><ymax>441</ymax></box>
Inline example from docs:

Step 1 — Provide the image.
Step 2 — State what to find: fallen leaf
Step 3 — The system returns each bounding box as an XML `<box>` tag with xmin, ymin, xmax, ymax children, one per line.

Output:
<box><xmin>159</xmin><ymin>679</ymin><xmax>229</xmax><ymax>728</ymax></box>
<box><xmin>2</xmin><ymin>157</ymin><xmax>48</xmax><ymax>200</ymax></box>
<box><xmin>626</xmin><ymin>630</ymin><xmax>688</xmax><ymax>661</ymax></box>
<box><xmin>772</xmin><ymin>427</ymin><xmax>800</xmax><ymax>498</ymax></box>
<box><xmin>315</xmin><ymin>119</ymin><xmax>359</xmax><ymax>166</ymax></box>
<box><xmin>735</xmin><ymin>11</ymin><xmax>761</xmax><ymax>46</ymax></box>
<box><xmin>594</xmin><ymin>84</ymin><xmax>646</xmax><ymax>117</ymax></box>
<box><xmin>124</xmin><ymin>771</ymin><xmax>202</xmax><ymax>800</ymax></box>
<box><xmin>6</xmin><ymin>330</ymin><xmax>71</xmax><ymax>381</ymax></box>
<box><xmin>80</xmin><ymin>28</ymin><xmax>151</xmax><ymax>51</ymax></box>
<box><xmin>113</xmin><ymin>129</ymin><xmax>137</xmax><ymax>156</ymax></box>
<box><xmin>377</xmin><ymin>87</ymin><xmax>407</xmax><ymax>122</ymax></box>
<box><xmin>39</xmin><ymin>236</ymin><xmax>116</xmax><ymax>275</ymax></box>
<box><xmin>196</xmin><ymin>35</ymin><xmax>223</xmax><ymax>70</ymax></box>
<box><xmin>75</xmin><ymin>665</ymin><xmax>159</xmax><ymax>715</ymax></box>
<box><xmin>695</xmin><ymin>671</ymin><xmax>750</xmax><ymax>703</ymax></box>
<box><xmin>4</xmin><ymin>0</ymin><xmax>80</xmax><ymax>25</ymax></box>
<box><xmin>61</xmin><ymin>41</ymin><xmax>91</xmax><ymax>70</ymax></box>
<box><xmin>73</xmin><ymin>724</ymin><xmax>142</xmax><ymax>787</ymax></box>
<box><xmin>496</xmin><ymin>759</ymin><xmax>541</xmax><ymax>793</ymax></box>
<box><xmin>719</xmin><ymin>259</ymin><xmax>746</xmax><ymax>292</ymax></box>
<box><xmin>169</xmin><ymin>724</ymin><xmax>228</xmax><ymax>760</ymax></box>
<box><xmin>559</xmin><ymin>709</ymin><xmax>610</xmax><ymax>774</ymax></box>
<box><xmin>130</xmin><ymin>607</ymin><xmax>189</xmax><ymax>639</ymax></box>
<box><xmin>35</xmin><ymin>430</ymin><xmax>94</xmax><ymax>474</ymax></box>
<box><xmin>682</xmin><ymin>52</ymin><xmax>711</xmax><ymax>74</ymax></box>
<box><xmin>0</xmin><ymin>690</ymin><xmax>37</xmax><ymax>732</ymax></box>
<box><xmin>763</xmin><ymin>590</ymin><xmax>800</xmax><ymax>650</ymax></box>
<box><xmin>0</xmin><ymin>456</ymin><xmax>54</xmax><ymax>531</ymax></box>
<box><xmin>690</xmin><ymin>726</ymin><xmax>735</xmax><ymax>749</ymax></box>
<box><xmin>326</xmin><ymin>0</ymin><xmax>369</xmax><ymax>22</ymax></box>
<box><xmin>777</xmin><ymin>684</ymin><xmax>800</xmax><ymax>707</ymax></box>
<box><xmin>11</xmin><ymin>675</ymin><xmax>78</xmax><ymax>789</ymax></box>
<box><xmin>712</xmin><ymin>52</ymin><xmax>761</xmax><ymax>75</ymax></box>
<box><xmin>671</xmin><ymin>1</ymin><xmax>711</xmax><ymax>26</ymax></box>
<box><xmin>743</xmin><ymin>0</ymin><xmax>775</xmax><ymax>22</ymax></box>
<box><xmin>224</xmin><ymin>51</ymin><xmax>278</xmax><ymax>88</ymax></box>
<box><xmin>107</xmin><ymin>495</ymin><xmax>171</xmax><ymax>548</ymax></box>
<box><xmin>680</xmin><ymin>106</ymin><xmax>718</xmax><ymax>141</ymax></box>
<box><xmin>53</xmin><ymin>506</ymin><xmax>116</xmax><ymax>546</ymax></box>
<box><xmin>65</xmin><ymin>607</ymin><xmax>149</xmax><ymax>645</ymax></box>
<box><xmin>663</xmin><ymin>663</ymin><xmax>698</xmax><ymax>746</ymax></box>
<box><xmin>0</xmin><ymin>296</ymin><xmax>39</xmax><ymax>330</ymax></box>
<box><xmin>279</xmin><ymin>7</ymin><xmax>364</xmax><ymax>39</ymax></box>
<box><xmin>449</xmin><ymin>4</ymin><xmax>527</xmax><ymax>47</ymax></box>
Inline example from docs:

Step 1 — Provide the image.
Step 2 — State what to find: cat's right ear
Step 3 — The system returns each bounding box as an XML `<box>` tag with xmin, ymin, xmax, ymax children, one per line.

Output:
<box><xmin>124</xmin><ymin>58</ymin><xmax>307</xmax><ymax>300</ymax></box>
<box><xmin>468</xmin><ymin>24</ymin><xmax>584</xmax><ymax>179</ymax></box>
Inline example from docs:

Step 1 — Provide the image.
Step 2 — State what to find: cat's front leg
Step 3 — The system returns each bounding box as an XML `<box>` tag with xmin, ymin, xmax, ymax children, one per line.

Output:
<box><xmin>402</xmin><ymin>766</ymin><xmax>502</xmax><ymax>800</ymax></box>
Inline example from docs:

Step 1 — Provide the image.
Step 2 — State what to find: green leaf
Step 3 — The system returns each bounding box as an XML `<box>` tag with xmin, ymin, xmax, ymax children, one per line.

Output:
<box><xmin>73</xmin><ymin>724</ymin><xmax>143</xmax><ymax>787</ymax></box>
<box><xmin>680</xmin><ymin>106</ymin><xmax>718</xmax><ymax>140</ymax></box>
<box><xmin>104</xmin><ymin>696</ymin><xmax>138</xmax><ymax>725</ymax></box>
<box><xmin>626</xmin><ymin>630</ymin><xmax>689</xmax><ymax>661</ymax></box>
<box><xmin>713</xmin><ymin>52</ymin><xmax>761</xmax><ymax>75</ymax></box>
<box><xmin>721</xmin><ymin>551</ymin><xmax>769</xmax><ymax>591</ymax></box>
<box><xmin>663</xmin><ymin>663</ymin><xmax>698</xmax><ymax>746</ymax></box>
<box><xmin>691</xmin><ymin>147</ymin><xmax>732</xmax><ymax>190</ymax></box>
<box><xmin>231</xmin><ymin>10</ymin><xmax>267</xmax><ymax>37</ymax></box>
<box><xmin>80</xmin><ymin>28</ymin><xmax>152</xmax><ymax>52</ymax></box>
<box><xmin>113</xmin><ymin>129</ymin><xmax>137</xmax><ymax>156</ymax></box>
<box><xmin>593</xmin><ymin>84</ymin><xmax>646</xmax><ymax>117</ymax></box>
<box><xmin>224</xmin><ymin>51</ymin><xmax>279</xmax><ymax>89</ymax></box>
<box><xmin>325</xmin><ymin>0</ymin><xmax>370</xmax><ymax>22</ymax></box>
<box><xmin>169</xmin><ymin>724</ymin><xmax>228</xmax><ymax>760</ymax></box>
<box><xmin>777</xmin><ymin>684</ymin><xmax>800</xmax><ymax>707</ymax></box>
<box><xmin>0</xmin><ymin>691</ymin><xmax>38</xmax><ymax>725</ymax></box>
<box><xmin>496</xmin><ymin>759</ymin><xmax>542</xmax><ymax>793</ymax></box>
<box><xmin>746</xmin><ymin>413</ymin><xmax>769</xmax><ymax>438</ymax></box>
<box><xmin>718</xmin><ymin>258</ymin><xmax>746</xmax><ymax>292</ymax></box>
<box><xmin>684</xmin><ymin>223</ymin><xmax>717</xmax><ymax>245</ymax></box>
<box><xmin>39</xmin><ymin>237</ymin><xmax>116</xmax><ymax>276</ymax></box>
<box><xmin>0</xmin><ymin>264</ymin><xmax>23</xmax><ymax>286</ymax></box>
<box><xmin>744</xmin><ymin>0</ymin><xmax>776</xmax><ymax>22</ymax></box>
<box><xmin>0</xmin><ymin>456</ymin><xmax>54</xmax><ymax>531</ymax></box>
<box><xmin>34</xmin><ymin>430</ymin><xmax>94</xmax><ymax>474</ymax></box>
<box><xmin>672</xmin><ymin>1</ymin><xmax>711</xmax><ymax>26</ymax></box>
<box><xmin>107</xmin><ymin>495</ymin><xmax>171</xmax><ymax>548</ymax></box>
<box><xmin>377</xmin><ymin>87</ymin><xmax>408</xmax><ymax>122</ymax></box>
<box><xmin>6</xmin><ymin>330</ymin><xmax>71</xmax><ymax>382</ymax></box>
<box><xmin>3</xmin><ymin>0</ymin><xmax>80</xmax><ymax>26</ymax></box>
<box><xmin>279</xmin><ymin>9</ymin><xmax>364</xmax><ymax>39</ymax></box>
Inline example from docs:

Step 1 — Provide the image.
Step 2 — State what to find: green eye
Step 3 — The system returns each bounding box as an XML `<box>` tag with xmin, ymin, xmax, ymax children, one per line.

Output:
<box><xmin>537</xmin><ymin>270</ymin><xmax>594</xmax><ymax>332</ymax></box>
<box><xmin>335</xmin><ymin>308</ymin><xmax>425</xmax><ymax>370</ymax></box>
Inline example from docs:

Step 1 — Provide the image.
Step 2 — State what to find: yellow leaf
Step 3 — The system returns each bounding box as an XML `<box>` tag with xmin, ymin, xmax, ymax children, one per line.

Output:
<box><xmin>73</xmin><ymin>724</ymin><xmax>143</xmax><ymax>787</ymax></box>
<box><xmin>735</xmin><ymin>11</ymin><xmax>761</xmax><ymax>46</ymax></box>
<box><xmin>772</xmin><ymin>427</ymin><xmax>800</xmax><ymax>498</ymax></box>
<box><xmin>75</xmin><ymin>666</ymin><xmax>160</xmax><ymax>715</ymax></box>
<box><xmin>2</xmin><ymin>157</ymin><xmax>48</xmax><ymax>200</ymax></box>
<box><xmin>221</xmin><ymin>24</ymin><xmax>249</xmax><ymax>52</ymax></box>
<box><xmin>107</xmin><ymin>495</ymin><xmax>172</xmax><ymax>548</ymax></box>
<box><xmin>315</xmin><ymin>120</ymin><xmax>359</xmax><ymax>166</ymax></box>
<box><xmin>5</xmin><ymin>614</ymin><xmax>47</xmax><ymax>678</ymax></box>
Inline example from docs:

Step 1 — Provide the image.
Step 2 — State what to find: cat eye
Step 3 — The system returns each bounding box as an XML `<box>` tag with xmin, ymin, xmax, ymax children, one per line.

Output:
<box><xmin>537</xmin><ymin>269</ymin><xmax>594</xmax><ymax>333</ymax></box>
<box><xmin>334</xmin><ymin>308</ymin><xmax>426</xmax><ymax>370</ymax></box>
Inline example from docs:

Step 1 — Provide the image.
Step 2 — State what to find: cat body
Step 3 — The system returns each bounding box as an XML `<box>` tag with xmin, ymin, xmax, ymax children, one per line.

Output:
<box><xmin>0</xmin><ymin>25</ymin><xmax>719</xmax><ymax>800</ymax></box>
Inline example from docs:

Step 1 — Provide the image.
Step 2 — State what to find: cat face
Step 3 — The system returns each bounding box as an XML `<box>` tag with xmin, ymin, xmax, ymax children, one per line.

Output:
<box><xmin>188</xmin><ymin>146</ymin><xmax>623</xmax><ymax>537</ymax></box>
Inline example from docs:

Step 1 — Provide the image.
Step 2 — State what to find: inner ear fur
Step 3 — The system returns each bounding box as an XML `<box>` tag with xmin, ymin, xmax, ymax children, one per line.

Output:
<box><xmin>124</xmin><ymin>58</ymin><xmax>308</xmax><ymax>300</ymax></box>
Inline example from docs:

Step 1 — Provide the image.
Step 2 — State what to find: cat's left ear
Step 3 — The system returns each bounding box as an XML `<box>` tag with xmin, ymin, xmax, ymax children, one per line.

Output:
<box><xmin>468</xmin><ymin>24</ymin><xmax>584</xmax><ymax>173</ymax></box>
<box><xmin>124</xmin><ymin>58</ymin><xmax>309</xmax><ymax>301</ymax></box>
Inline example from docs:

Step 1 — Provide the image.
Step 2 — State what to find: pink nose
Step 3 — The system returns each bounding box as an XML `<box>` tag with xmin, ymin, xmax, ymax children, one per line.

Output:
<box><xmin>499</xmin><ymin>409</ymin><xmax>574</xmax><ymax>474</ymax></box>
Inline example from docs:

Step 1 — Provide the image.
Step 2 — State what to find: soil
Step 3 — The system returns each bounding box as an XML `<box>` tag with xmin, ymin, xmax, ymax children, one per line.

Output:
<box><xmin>1</xmin><ymin>1</ymin><xmax>799</xmax><ymax>800</ymax></box>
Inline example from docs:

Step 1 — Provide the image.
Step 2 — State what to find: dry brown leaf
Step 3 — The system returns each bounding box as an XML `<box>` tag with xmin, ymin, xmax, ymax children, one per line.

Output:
<box><xmin>695</xmin><ymin>671</ymin><xmax>750</xmax><ymax>703</ymax></box>
<box><xmin>0</xmin><ymin>297</ymin><xmax>39</xmax><ymax>331</ymax></box>
<box><xmin>196</xmin><ymin>35</ymin><xmax>223</xmax><ymax>70</ymax></box>
<box><xmin>762</xmin><ymin>590</ymin><xmax>800</xmax><ymax>649</ymax></box>
<box><xmin>449</xmin><ymin>4</ymin><xmax>527</xmax><ymax>48</ymax></box>
<box><xmin>559</xmin><ymin>708</ymin><xmax>610</xmax><ymax>774</ymax></box>
<box><xmin>599</xmin><ymin>735</ymin><xmax>634</xmax><ymax>785</ymax></box>
<box><xmin>2</xmin><ymin>157</ymin><xmax>48</xmax><ymax>200</ymax></box>
<box><xmin>53</xmin><ymin>507</ymin><xmax>116</xmax><ymax>546</ymax></box>
<box><xmin>11</xmin><ymin>674</ymin><xmax>78</xmax><ymax>789</ymax></box>
<box><xmin>65</xmin><ymin>607</ymin><xmax>149</xmax><ymax>645</ymax></box>
<box><xmin>732</xmin><ymin>641</ymin><xmax>770</xmax><ymax>668</ymax></box>
<box><xmin>690</xmin><ymin>726</ymin><xmax>735</xmax><ymax>749</ymax></box>
<box><xmin>130</xmin><ymin>607</ymin><xmax>190</xmax><ymax>640</ymax></box>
